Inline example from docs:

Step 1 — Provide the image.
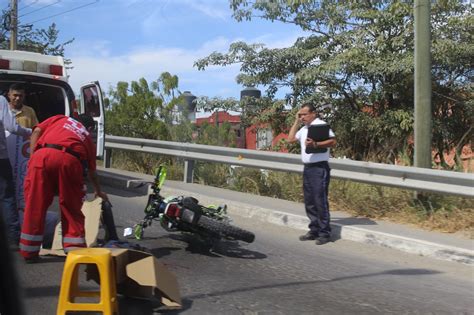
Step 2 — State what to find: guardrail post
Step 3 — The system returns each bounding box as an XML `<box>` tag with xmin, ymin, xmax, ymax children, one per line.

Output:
<box><xmin>104</xmin><ymin>148</ymin><xmax>112</xmax><ymax>168</ymax></box>
<box><xmin>184</xmin><ymin>159</ymin><xmax>195</xmax><ymax>183</ymax></box>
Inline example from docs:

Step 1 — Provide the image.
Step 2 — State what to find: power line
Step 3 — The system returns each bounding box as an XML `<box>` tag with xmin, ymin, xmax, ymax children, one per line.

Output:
<box><xmin>19</xmin><ymin>0</ymin><xmax>40</xmax><ymax>12</ymax></box>
<box><xmin>26</xmin><ymin>0</ymin><xmax>99</xmax><ymax>24</ymax></box>
<box><xmin>19</xmin><ymin>0</ymin><xmax>62</xmax><ymax>18</ymax></box>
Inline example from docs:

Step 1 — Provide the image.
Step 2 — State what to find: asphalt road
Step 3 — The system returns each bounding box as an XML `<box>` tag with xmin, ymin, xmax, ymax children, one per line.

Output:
<box><xmin>11</xmin><ymin>185</ymin><xmax>474</xmax><ymax>314</ymax></box>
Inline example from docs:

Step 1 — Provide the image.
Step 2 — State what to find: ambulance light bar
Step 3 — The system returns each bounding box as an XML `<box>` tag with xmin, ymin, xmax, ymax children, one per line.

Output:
<box><xmin>0</xmin><ymin>58</ymin><xmax>64</xmax><ymax>77</ymax></box>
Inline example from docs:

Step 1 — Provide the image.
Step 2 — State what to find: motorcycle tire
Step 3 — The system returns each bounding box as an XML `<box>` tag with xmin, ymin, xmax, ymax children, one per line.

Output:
<box><xmin>197</xmin><ymin>215</ymin><xmax>255</xmax><ymax>243</ymax></box>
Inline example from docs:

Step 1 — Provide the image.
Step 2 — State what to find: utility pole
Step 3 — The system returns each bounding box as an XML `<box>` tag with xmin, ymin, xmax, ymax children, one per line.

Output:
<box><xmin>10</xmin><ymin>0</ymin><xmax>18</xmax><ymax>50</ymax></box>
<box><xmin>414</xmin><ymin>0</ymin><xmax>432</xmax><ymax>169</ymax></box>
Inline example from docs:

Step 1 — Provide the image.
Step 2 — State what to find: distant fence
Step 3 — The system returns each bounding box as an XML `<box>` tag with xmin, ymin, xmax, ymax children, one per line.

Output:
<box><xmin>103</xmin><ymin>135</ymin><xmax>473</xmax><ymax>198</ymax></box>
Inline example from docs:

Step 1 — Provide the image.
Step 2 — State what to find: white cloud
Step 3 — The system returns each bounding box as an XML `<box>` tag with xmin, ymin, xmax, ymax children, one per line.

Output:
<box><xmin>67</xmin><ymin>30</ymin><xmax>303</xmax><ymax>98</ymax></box>
<box><xmin>69</xmin><ymin>39</ymin><xmax>112</xmax><ymax>58</ymax></box>
<box><xmin>67</xmin><ymin>40</ymin><xmax>240</xmax><ymax>97</ymax></box>
<box><xmin>199</xmin><ymin>36</ymin><xmax>233</xmax><ymax>52</ymax></box>
<box><xmin>184</xmin><ymin>0</ymin><xmax>230</xmax><ymax>20</ymax></box>
<box><xmin>134</xmin><ymin>0</ymin><xmax>230</xmax><ymax>38</ymax></box>
<box><xmin>140</xmin><ymin>2</ymin><xmax>172</xmax><ymax>37</ymax></box>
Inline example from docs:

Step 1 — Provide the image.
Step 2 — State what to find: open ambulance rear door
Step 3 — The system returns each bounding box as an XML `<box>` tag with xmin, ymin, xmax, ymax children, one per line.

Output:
<box><xmin>79</xmin><ymin>81</ymin><xmax>105</xmax><ymax>159</ymax></box>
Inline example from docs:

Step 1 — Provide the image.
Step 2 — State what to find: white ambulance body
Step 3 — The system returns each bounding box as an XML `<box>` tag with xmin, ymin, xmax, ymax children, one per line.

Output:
<box><xmin>0</xmin><ymin>49</ymin><xmax>105</xmax><ymax>157</ymax></box>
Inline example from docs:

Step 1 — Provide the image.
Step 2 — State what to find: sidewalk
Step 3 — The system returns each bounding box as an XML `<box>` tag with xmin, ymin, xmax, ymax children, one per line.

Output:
<box><xmin>97</xmin><ymin>167</ymin><xmax>474</xmax><ymax>265</ymax></box>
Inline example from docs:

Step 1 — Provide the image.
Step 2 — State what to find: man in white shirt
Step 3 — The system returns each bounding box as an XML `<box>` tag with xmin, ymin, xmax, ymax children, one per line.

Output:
<box><xmin>288</xmin><ymin>103</ymin><xmax>336</xmax><ymax>245</ymax></box>
<box><xmin>1</xmin><ymin>95</ymin><xmax>31</xmax><ymax>249</ymax></box>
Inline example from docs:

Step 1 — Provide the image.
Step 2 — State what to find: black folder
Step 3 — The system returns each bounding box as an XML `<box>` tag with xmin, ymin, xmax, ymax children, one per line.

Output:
<box><xmin>305</xmin><ymin>124</ymin><xmax>330</xmax><ymax>154</ymax></box>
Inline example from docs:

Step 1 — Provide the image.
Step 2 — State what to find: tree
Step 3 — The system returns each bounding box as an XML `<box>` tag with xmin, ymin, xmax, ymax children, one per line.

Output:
<box><xmin>195</xmin><ymin>1</ymin><xmax>473</xmax><ymax>166</ymax></box>
<box><xmin>106</xmin><ymin>73</ymin><xmax>190</xmax><ymax>140</ymax></box>
<box><xmin>105</xmin><ymin>73</ymin><xmax>195</xmax><ymax>171</ymax></box>
<box><xmin>196</xmin><ymin>121</ymin><xmax>237</xmax><ymax>147</ymax></box>
<box><xmin>0</xmin><ymin>9</ymin><xmax>74</xmax><ymax>61</ymax></box>
<box><xmin>196</xmin><ymin>96</ymin><xmax>241</xmax><ymax>115</ymax></box>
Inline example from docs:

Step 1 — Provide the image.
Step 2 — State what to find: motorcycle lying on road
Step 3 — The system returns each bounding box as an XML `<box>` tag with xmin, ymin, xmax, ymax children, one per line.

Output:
<box><xmin>126</xmin><ymin>165</ymin><xmax>255</xmax><ymax>248</ymax></box>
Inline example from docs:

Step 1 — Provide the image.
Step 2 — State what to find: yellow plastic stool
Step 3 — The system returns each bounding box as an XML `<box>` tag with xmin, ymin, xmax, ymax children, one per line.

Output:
<box><xmin>56</xmin><ymin>248</ymin><xmax>119</xmax><ymax>315</ymax></box>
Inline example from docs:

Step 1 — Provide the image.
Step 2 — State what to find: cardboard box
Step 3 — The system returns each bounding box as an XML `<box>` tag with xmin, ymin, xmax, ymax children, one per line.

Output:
<box><xmin>40</xmin><ymin>198</ymin><xmax>103</xmax><ymax>256</ymax></box>
<box><xmin>87</xmin><ymin>248</ymin><xmax>182</xmax><ymax>308</ymax></box>
<box><xmin>40</xmin><ymin>199</ymin><xmax>182</xmax><ymax>308</ymax></box>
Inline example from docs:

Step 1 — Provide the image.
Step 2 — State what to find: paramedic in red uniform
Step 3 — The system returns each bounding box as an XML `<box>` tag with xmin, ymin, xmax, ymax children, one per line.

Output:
<box><xmin>19</xmin><ymin>114</ymin><xmax>108</xmax><ymax>262</ymax></box>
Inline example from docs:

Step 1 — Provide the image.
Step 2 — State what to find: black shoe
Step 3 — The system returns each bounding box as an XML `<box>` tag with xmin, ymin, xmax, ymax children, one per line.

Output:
<box><xmin>299</xmin><ymin>232</ymin><xmax>317</xmax><ymax>241</ymax></box>
<box><xmin>315</xmin><ymin>236</ymin><xmax>331</xmax><ymax>245</ymax></box>
<box><xmin>24</xmin><ymin>256</ymin><xmax>41</xmax><ymax>264</ymax></box>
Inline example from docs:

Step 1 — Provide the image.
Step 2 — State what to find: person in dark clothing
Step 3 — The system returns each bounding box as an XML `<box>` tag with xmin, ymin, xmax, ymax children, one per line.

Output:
<box><xmin>287</xmin><ymin>103</ymin><xmax>336</xmax><ymax>245</ymax></box>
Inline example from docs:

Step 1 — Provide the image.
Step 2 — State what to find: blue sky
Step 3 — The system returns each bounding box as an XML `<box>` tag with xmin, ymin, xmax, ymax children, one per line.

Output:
<box><xmin>3</xmin><ymin>0</ymin><xmax>306</xmax><ymax>102</ymax></box>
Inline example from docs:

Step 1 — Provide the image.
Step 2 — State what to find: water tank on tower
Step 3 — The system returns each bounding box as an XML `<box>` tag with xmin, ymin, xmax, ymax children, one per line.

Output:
<box><xmin>240</xmin><ymin>87</ymin><xmax>261</xmax><ymax>100</ymax></box>
<box><xmin>240</xmin><ymin>87</ymin><xmax>261</xmax><ymax>113</ymax></box>
<box><xmin>181</xmin><ymin>91</ymin><xmax>197</xmax><ymax>122</ymax></box>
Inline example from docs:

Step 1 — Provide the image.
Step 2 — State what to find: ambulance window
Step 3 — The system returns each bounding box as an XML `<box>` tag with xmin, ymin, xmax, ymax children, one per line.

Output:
<box><xmin>0</xmin><ymin>81</ymin><xmax>68</xmax><ymax>121</ymax></box>
<box><xmin>30</xmin><ymin>85</ymin><xmax>66</xmax><ymax>122</ymax></box>
<box><xmin>83</xmin><ymin>86</ymin><xmax>100</xmax><ymax>117</ymax></box>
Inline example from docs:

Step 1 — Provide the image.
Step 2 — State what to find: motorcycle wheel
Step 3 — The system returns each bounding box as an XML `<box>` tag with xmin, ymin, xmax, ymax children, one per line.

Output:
<box><xmin>197</xmin><ymin>216</ymin><xmax>255</xmax><ymax>243</ymax></box>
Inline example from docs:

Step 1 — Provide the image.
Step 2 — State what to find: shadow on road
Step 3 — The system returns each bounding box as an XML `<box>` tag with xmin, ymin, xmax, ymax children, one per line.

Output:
<box><xmin>211</xmin><ymin>240</ymin><xmax>267</xmax><ymax>259</ymax></box>
<box><xmin>183</xmin><ymin>268</ymin><xmax>442</xmax><ymax>301</ymax></box>
<box><xmin>175</xmin><ymin>234</ymin><xmax>267</xmax><ymax>259</ymax></box>
<box><xmin>150</xmin><ymin>246</ymin><xmax>182</xmax><ymax>259</ymax></box>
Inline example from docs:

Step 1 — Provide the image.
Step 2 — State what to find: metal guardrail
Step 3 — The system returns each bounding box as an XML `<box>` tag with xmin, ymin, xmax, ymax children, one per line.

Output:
<box><xmin>103</xmin><ymin>135</ymin><xmax>474</xmax><ymax>198</ymax></box>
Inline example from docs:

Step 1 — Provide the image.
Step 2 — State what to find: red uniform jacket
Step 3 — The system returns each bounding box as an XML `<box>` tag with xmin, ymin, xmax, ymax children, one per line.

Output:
<box><xmin>34</xmin><ymin>115</ymin><xmax>96</xmax><ymax>171</ymax></box>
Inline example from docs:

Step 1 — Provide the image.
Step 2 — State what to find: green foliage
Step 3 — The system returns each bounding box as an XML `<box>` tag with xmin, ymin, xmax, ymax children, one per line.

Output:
<box><xmin>107</xmin><ymin>151</ymin><xmax>171</xmax><ymax>175</ymax></box>
<box><xmin>106</xmin><ymin>74</ymin><xmax>244</xmax><ymax>171</ymax></box>
<box><xmin>106</xmin><ymin>77</ymin><xmax>172</xmax><ymax>140</ymax></box>
<box><xmin>106</xmin><ymin>150</ymin><xmax>183</xmax><ymax>181</ymax></box>
<box><xmin>195</xmin><ymin>121</ymin><xmax>237</xmax><ymax>147</ymax></box>
<box><xmin>196</xmin><ymin>96</ymin><xmax>241</xmax><ymax>114</ymax></box>
<box><xmin>105</xmin><ymin>73</ymin><xmax>199</xmax><ymax>141</ymax></box>
<box><xmin>193</xmin><ymin>163</ymin><xmax>304</xmax><ymax>201</ymax></box>
<box><xmin>194</xmin><ymin>162</ymin><xmax>230</xmax><ymax>188</ymax></box>
<box><xmin>197</xmin><ymin>1</ymin><xmax>473</xmax><ymax>165</ymax></box>
<box><xmin>106</xmin><ymin>74</ymin><xmax>200</xmax><ymax>170</ymax></box>
<box><xmin>334</xmin><ymin>108</ymin><xmax>414</xmax><ymax>162</ymax></box>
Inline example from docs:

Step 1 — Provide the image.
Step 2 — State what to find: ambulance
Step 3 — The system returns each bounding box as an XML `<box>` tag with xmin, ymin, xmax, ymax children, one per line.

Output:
<box><xmin>0</xmin><ymin>49</ymin><xmax>105</xmax><ymax>157</ymax></box>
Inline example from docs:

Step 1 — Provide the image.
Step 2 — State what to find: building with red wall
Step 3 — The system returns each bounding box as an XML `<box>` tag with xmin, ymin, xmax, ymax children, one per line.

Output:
<box><xmin>244</xmin><ymin>124</ymin><xmax>288</xmax><ymax>152</ymax></box>
<box><xmin>195</xmin><ymin>111</ymin><xmax>245</xmax><ymax>148</ymax></box>
<box><xmin>195</xmin><ymin>111</ymin><xmax>288</xmax><ymax>151</ymax></box>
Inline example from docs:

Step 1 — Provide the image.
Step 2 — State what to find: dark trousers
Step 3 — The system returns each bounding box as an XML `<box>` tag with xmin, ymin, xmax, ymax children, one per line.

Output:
<box><xmin>0</xmin><ymin>158</ymin><xmax>20</xmax><ymax>244</ymax></box>
<box><xmin>0</xmin><ymin>158</ymin><xmax>25</xmax><ymax>313</ymax></box>
<box><xmin>303</xmin><ymin>162</ymin><xmax>331</xmax><ymax>237</ymax></box>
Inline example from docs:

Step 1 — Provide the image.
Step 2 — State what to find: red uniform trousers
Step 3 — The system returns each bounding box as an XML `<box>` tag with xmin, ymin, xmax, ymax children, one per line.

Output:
<box><xmin>19</xmin><ymin>148</ymin><xmax>87</xmax><ymax>258</ymax></box>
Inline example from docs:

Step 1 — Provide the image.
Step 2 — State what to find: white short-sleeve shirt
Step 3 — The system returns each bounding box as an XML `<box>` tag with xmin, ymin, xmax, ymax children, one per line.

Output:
<box><xmin>295</xmin><ymin>118</ymin><xmax>335</xmax><ymax>164</ymax></box>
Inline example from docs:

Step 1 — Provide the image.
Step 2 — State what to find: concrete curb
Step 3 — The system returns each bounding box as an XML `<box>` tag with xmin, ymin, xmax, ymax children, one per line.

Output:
<box><xmin>97</xmin><ymin>168</ymin><xmax>474</xmax><ymax>265</ymax></box>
